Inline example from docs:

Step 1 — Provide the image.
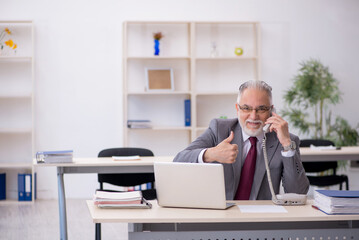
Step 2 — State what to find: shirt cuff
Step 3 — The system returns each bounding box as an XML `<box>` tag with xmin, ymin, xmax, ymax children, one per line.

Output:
<box><xmin>281</xmin><ymin>149</ymin><xmax>295</xmax><ymax>157</ymax></box>
<box><xmin>198</xmin><ymin>149</ymin><xmax>207</xmax><ymax>163</ymax></box>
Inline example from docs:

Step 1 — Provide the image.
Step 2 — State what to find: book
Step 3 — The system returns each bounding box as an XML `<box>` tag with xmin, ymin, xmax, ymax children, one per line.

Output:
<box><xmin>36</xmin><ymin>150</ymin><xmax>73</xmax><ymax>163</ymax></box>
<box><xmin>314</xmin><ymin>190</ymin><xmax>359</xmax><ymax>214</ymax></box>
<box><xmin>0</xmin><ymin>173</ymin><xmax>5</xmax><ymax>200</ymax></box>
<box><xmin>102</xmin><ymin>182</ymin><xmax>152</xmax><ymax>192</ymax></box>
<box><xmin>184</xmin><ymin>99</ymin><xmax>191</xmax><ymax>127</ymax></box>
<box><xmin>127</xmin><ymin>120</ymin><xmax>152</xmax><ymax>129</ymax></box>
<box><xmin>93</xmin><ymin>190</ymin><xmax>152</xmax><ymax>209</ymax></box>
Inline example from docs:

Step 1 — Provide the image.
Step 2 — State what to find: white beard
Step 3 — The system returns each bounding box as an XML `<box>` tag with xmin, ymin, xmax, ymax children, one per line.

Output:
<box><xmin>240</xmin><ymin>119</ymin><xmax>264</xmax><ymax>137</ymax></box>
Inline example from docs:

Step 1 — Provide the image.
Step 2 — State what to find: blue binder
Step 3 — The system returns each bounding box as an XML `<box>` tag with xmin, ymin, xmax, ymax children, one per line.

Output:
<box><xmin>316</xmin><ymin>190</ymin><xmax>359</xmax><ymax>198</ymax></box>
<box><xmin>184</xmin><ymin>99</ymin><xmax>191</xmax><ymax>127</ymax></box>
<box><xmin>0</xmin><ymin>173</ymin><xmax>5</xmax><ymax>200</ymax></box>
<box><xmin>18</xmin><ymin>173</ymin><xmax>32</xmax><ymax>201</ymax></box>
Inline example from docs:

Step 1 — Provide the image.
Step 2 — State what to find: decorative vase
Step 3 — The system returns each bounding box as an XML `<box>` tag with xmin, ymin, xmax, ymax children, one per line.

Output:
<box><xmin>154</xmin><ymin>39</ymin><xmax>160</xmax><ymax>56</ymax></box>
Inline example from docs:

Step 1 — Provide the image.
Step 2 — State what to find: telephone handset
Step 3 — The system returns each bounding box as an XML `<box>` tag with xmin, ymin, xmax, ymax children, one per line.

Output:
<box><xmin>262</xmin><ymin>123</ymin><xmax>307</xmax><ymax>206</ymax></box>
<box><xmin>263</xmin><ymin>108</ymin><xmax>274</xmax><ymax>133</ymax></box>
<box><xmin>262</xmin><ymin>123</ymin><xmax>271</xmax><ymax>133</ymax></box>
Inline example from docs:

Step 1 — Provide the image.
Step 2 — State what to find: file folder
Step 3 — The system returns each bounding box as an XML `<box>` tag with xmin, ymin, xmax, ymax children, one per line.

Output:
<box><xmin>184</xmin><ymin>99</ymin><xmax>191</xmax><ymax>127</ymax></box>
<box><xmin>0</xmin><ymin>173</ymin><xmax>5</xmax><ymax>200</ymax></box>
<box><xmin>314</xmin><ymin>190</ymin><xmax>359</xmax><ymax>214</ymax></box>
<box><xmin>18</xmin><ymin>173</ymin><xmax>32</xmax><ymax>201</ymax></box>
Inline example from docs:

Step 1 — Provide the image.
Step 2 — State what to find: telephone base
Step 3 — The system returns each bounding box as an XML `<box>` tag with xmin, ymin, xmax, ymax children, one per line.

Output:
<box><xmin>272</xmin><ymin>193</ymin><xmax>307</xmax><ymax>206</ymax></box>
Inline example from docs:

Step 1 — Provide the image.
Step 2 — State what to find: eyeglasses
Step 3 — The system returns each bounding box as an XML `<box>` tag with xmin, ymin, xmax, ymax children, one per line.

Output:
<box><xmin>238</xmin><ymin>104</ymin><xmax>272</xmax><ymax>114</ymax></box>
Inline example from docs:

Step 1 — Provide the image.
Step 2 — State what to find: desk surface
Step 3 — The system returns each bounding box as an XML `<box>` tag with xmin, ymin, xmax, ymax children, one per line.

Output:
<box><xmin>33</xmin><ymin>156</ymin><xmax>173</xmax><ymax>167</ymax></box>
<box><xmin>300</xmin><ymin>146</ymin><xmax>359</xmax><ymax>161</ymax></box>
<box><xmin>86</xmin><ymin>200</ymin><xmax>359</xmax><ymax>224</ymax></box>
<box><xmin>33</xmin><ymin>146</ymin><xmax>359</xmax><ymax>167</ymax></box>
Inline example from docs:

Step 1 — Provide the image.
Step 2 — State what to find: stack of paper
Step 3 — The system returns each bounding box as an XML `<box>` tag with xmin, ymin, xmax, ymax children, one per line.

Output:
<box><xmin>310</xmin><ymin>145</ymin><xmax>337</xmax><ymax>150</ymax></box>
<box><xmin>314</xmin><ymin>190</ymin><xmax>359</xmax><ymax>214</ymax></box>
<box><xmin>93</xmin><ymin>190</ymin><xmax>151</xmax><ymax>209</ymax></box>
<box><xmin>36</xmin><ymin>150</ymin><xmax>73</xmax><ymax>163</ymax></box>
<box><xmin>112</xmin><ymin>155</ymin><xmax>141</xmax><ymax>161</ymax></box>
<box><xmin>127</xmin><ymin>120</ymin><xmax>152</xmax><ymax>129</ymax></box>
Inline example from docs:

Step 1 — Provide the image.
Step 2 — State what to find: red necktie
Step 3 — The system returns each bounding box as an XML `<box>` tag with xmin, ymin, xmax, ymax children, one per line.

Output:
<box><xmin>235</xmin><ymin>137</ymin><xmax>257</xmax><ymax>200</ymax></box>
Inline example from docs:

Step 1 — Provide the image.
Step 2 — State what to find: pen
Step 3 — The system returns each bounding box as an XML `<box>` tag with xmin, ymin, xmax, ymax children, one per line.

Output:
<box><xmin>311</xmin><ymin>205</ymin><xmax>319</xmax><ymax>210</ymax></box>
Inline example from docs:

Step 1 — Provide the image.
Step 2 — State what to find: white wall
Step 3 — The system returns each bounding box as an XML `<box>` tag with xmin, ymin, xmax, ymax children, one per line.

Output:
<box><xmin>1</xmin><ymin>0</ymin><xmax>358</xmax><ymax>199</ymax></box>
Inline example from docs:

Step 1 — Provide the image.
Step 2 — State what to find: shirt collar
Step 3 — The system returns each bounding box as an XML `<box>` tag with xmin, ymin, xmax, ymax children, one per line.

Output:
<box><xmin>241</xmin><ymin>128</ymin><xmax>264</xmax><ymax>143</ymax></box>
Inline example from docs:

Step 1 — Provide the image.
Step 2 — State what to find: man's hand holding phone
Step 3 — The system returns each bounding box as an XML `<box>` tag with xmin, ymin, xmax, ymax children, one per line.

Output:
<box><xmin>264</xmin><ymin>112</ymin><xmax>291</xmax><ymax>147</ymax></box>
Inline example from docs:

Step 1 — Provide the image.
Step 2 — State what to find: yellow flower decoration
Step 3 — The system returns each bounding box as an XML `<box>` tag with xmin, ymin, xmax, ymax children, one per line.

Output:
<box><xmin>1</xmin><ymin>28</ymin><xmax>17</xmax><ymax>52</ymax></box>
<box><xmin>5</xmin><ymin>39</ymin><xmax>14</xmax><ymax>48</ymax></box>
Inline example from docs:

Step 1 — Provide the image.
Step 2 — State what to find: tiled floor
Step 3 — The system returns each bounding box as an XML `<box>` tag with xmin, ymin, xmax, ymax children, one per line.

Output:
<box><xmin>0</xmin><ymin>199</ymin><xmax>127</xmax><ymax>240</ymax></box>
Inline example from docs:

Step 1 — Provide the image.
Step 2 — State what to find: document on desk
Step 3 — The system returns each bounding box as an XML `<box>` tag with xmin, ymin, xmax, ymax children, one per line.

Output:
<box><xmin>238</xmin><ymin>205</ymin><xmax>287</xmax><ymax>213</ymax></box>
<box><xmin>310</xmin><ymin>145</ymin><xmax>338</xmax><ymax>151</ymax></box>
<box><xmin>112</xmin><ymin>155</ymin><xmax>141</xmax><ymax>161</ymax></box>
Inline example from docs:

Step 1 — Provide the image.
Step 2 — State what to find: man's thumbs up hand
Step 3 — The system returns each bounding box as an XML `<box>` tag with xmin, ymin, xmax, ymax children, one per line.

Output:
<box><xmin>204</xmin><ymin>131</ymin><xmax>239</xmax><ymax>164</ymax></box>
<box><xmin>223</xmin><ymin>130</ymin><xmax>235</xmax><ymax>143</ymax></box>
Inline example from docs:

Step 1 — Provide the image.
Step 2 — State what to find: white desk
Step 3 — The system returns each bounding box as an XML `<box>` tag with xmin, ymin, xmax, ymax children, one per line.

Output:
<box><xmin>86</xmin><ymin>200</ymin><xmax>359</xmax><ymax>240</ymax></box>
<box><xmin>34</xmin><ymin>156</ymin><xmax>172</xmax><ymax>240</ymax></box>
<box><xmin>33</xmin><ymin>147</ymin><xmax>359</xmax><ymax>240</ymax></box>
<box><xmin>300</xmin><ymin>146</ymin><xmax>359</xmax><ymax>162</ymax></box>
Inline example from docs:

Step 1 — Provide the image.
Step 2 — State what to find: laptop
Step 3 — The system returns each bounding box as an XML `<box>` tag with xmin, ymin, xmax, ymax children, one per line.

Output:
<box><xmin>154</xmin><ymin>162</ymin><xmax>235</xmax><ymax>209</ymax></box>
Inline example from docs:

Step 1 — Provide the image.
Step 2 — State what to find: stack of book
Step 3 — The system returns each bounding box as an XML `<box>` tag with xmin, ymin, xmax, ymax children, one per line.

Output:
<box><xmin>127</xmin><ymin>120</ymin><xmax>152</xmax><ymax>129</ymax></box>
<box><xmin>102</xmin><ymin>182</ymin><xmax>153</xmax><ymax>192</ymax></box>
<box><xmin>93</xmin><ymin>190</ymin><xmax>151</xmax><ymax>209</ymax></box>
<box><xmin>36</xmin><ymin>150</ymin><xmax>73</xmax><ymax>163</ymax></box>
<box><xmin>314</xmin><ymin>189</ymin><xmax>359</xmax><ymax>214</ymax></box>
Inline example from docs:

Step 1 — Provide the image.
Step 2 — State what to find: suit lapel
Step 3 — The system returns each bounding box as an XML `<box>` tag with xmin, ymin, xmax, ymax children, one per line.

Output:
<box><xmin>251</xmin><ymin>132</ymin><xmax>279</xmax><ymax>199</ymax></box>
<box><xmin>231</xmin><ymin>123</ymin><xmax>244</xmax><ymax>192</ymax></box>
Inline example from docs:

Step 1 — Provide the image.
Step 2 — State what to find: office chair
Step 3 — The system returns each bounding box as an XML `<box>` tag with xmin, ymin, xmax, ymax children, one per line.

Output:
<box><xmin>300</xmin><ymin>139</ymin><xmax>349</xmax><ymax>190</ymax></box>
<box><xmin>95</xmin><ymin>147</ymin><xmax>156</xmax><ymax>240</ymax></box>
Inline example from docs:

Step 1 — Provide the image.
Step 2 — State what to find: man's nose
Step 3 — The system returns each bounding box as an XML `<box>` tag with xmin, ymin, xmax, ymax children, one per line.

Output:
<box><xmin>249</xmin><ymin>109</ymin><xmax>259</xmax><ymax>119</ymax></box>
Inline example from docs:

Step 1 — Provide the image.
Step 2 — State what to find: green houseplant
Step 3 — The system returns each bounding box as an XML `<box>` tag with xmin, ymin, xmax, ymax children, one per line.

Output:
<box><xmin>282</xmin><ymin>59</ymin><xmax>359</xmax><ymax>147</ymax></box>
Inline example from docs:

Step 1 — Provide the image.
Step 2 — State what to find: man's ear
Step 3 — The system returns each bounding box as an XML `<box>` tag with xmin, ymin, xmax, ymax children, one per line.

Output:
<box><xmin>270</xmin><ymin>106</ymin><xmax>276</xmax><ymax>116</ymax></box>
<box><xmin>235</xmin><ymin>103</ymin><xmax>239</xmax><ymax>112</ymax></box>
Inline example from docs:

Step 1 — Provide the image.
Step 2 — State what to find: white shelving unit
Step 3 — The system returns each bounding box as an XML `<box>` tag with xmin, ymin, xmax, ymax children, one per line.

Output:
<box><xmin>0</xmin><ymin>20</ymin><xmax>34</xmax><ymax>202</ymax></box>
<box><xmin>123</xmin><ymin>21</ymin><xmax>260</xmax><ymax>156</ymax></box>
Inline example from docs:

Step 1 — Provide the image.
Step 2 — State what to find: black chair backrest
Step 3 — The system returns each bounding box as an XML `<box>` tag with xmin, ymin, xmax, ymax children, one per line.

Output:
<box><xmin>98</xmin><ymin>148</ymin><xmax>153</xmax><ymax>158</ymax></box>
<box><xmin>97</xmin><ymin>147</ymin><xmax>154</xmax><ymax>187</ymax></box>
<box><xmin>300</xmin><ymin>139</ymin><xmax>334</xmax><ymax>148</ymax></box>
<box><xmin>300</xmin><ymin>139</ymin><xmax>337</xmax><ymax>173</ymax></box>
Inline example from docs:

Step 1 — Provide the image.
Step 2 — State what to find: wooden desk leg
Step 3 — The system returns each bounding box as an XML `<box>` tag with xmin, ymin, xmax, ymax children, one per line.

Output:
<box><xmin>57</xmin><ymin>167</ymin><xmax>68</xmax><ymax>240</ymax></box>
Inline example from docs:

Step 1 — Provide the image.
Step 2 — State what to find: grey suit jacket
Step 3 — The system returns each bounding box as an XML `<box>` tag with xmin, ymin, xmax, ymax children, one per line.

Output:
<box><xmin>173</xmin><ymin>118</ymin><xmax>309</xmax><ymax>200</ymax></box>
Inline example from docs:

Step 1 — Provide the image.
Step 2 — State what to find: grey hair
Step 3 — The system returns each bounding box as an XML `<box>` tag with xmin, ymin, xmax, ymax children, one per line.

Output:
<box><xmin>237</xmin><ymin>80</ymin><xmax>272</xmax><ymax>104</ymax></box>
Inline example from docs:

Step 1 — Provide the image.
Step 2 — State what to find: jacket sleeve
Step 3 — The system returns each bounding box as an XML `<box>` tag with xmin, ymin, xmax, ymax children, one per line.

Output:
<box><xmin>281</xmin><ymin>134</ymin><xmax>310</xmax><ymax>194</ymax></box>
<box><xmin>173</xmin><ymin>119</ymin><xmax>220</xmax><ymax>163</ymax></box>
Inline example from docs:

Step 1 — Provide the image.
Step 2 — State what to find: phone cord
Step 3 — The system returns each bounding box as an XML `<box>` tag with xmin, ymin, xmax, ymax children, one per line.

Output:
<box><xmin>262</xmin><ymin>135</ymin><xmax>278</xmax><ymax>201</ymax></box>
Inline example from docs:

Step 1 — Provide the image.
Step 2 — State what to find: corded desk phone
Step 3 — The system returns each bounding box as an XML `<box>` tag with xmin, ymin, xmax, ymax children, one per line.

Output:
<box><xmin>262</xmin><ymin>123</ymin><xmax>307</xmax><ymax>206</ymax></box>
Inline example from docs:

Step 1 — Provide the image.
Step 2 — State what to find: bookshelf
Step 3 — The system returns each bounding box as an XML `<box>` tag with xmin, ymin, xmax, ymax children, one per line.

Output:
<box><xmin>123</xmin><ymin>21</ymin><xmax>260</xmax><ymax>156</ymax></box>
<box><xmin>0</xmin><ymin>20</ymin><xmax>34</xmax><ymax>202</ymax></box>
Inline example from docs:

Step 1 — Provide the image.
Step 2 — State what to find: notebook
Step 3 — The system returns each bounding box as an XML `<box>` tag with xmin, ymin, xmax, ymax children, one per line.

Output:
<box><xmin>154</xmin><ymin>162</ymin><xmax>235</xmax><ymax>209</ymax></box>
